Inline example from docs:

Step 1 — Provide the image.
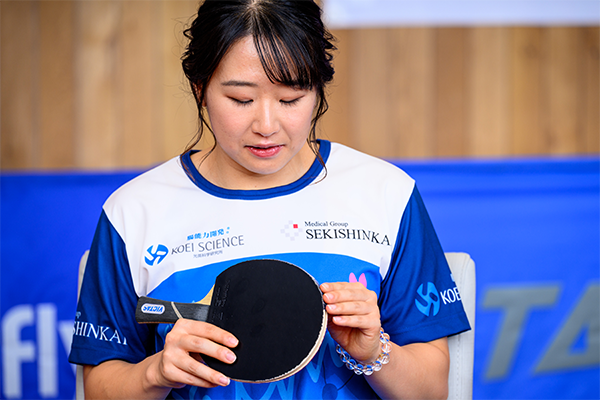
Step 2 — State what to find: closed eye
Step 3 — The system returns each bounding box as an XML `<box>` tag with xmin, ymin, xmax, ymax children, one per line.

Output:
<box><xmin>230</xmin><ymin>97</ymin><xmax>253</xmax><ymax>106</ymax></box>
<box><xmin>280</xmin><ymin>97</ymin><xmax>302</xmax><ymax>106</ymax></box>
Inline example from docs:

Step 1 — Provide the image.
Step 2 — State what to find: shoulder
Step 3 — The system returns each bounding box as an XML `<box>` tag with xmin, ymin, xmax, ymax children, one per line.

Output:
<box><xmin>326</xmin><ymin>141</ymin><xmax>415</xmax><ymax>194</ymax></box>
<box><xmin>103</xmin><ymin>156</ymin><xmax>191</xmax><ymax>216</ymax></box>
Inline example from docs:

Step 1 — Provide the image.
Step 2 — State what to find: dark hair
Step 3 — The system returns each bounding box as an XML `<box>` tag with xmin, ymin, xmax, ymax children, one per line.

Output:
<box><xmin>181</xmin><ymin>0</ymin><xmax>336</xmax><ymax>160</ymax></box>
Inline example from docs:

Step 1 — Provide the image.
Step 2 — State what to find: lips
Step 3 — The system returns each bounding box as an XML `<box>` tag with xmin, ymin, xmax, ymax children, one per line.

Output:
<box><xmin>247</xmin><ymin>145</ymin><xmax>283</xmax><ymax>158</ymax></box>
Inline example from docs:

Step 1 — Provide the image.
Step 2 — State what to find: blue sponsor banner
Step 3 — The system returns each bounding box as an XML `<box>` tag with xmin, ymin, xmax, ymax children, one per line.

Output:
<box><xmin>395</xmin><ymin>157</ymin><xmax>600</xmax><ymax>400</ymax></box>
<box><xmin>1</xmin><ymin>157</ymin><xmax>598</xmax><ymax>399</ymax></box>
<box><xmin>0</xmin><ymin>172</ymin><xmax>140</xmax><ymax>399</ymax></box>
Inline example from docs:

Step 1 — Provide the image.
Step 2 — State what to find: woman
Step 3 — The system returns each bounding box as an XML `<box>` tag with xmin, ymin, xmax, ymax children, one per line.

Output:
<box><xmin>69</xmin><ymin>1</ymin><xmax>470</xmax><ymax>399</ymax></box>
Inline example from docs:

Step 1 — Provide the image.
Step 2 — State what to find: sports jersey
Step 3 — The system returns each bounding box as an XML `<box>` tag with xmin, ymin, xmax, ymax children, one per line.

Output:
<box><xmin>69</xmin><ymin>140</ymin><xmax>470</xmax><ymax>399</ymax></box>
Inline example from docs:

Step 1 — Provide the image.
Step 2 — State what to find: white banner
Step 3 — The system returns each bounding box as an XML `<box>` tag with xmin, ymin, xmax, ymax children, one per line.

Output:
<box><xmin>323</xmin><ymin>0</ymin><xmax>600</xmax><ymax>28</ymax></box>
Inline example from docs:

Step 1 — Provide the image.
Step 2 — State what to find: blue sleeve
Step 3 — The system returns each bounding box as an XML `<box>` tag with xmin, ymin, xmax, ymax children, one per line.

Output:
<box><xmin>379</xmin><ymin>186</ymin><xmax>470</xmax><ymax>345</ymax></box>
<box><xmin>68</xmin><ymin>210</ymin><xmax>153</xmax><ymax>365</ymax></box>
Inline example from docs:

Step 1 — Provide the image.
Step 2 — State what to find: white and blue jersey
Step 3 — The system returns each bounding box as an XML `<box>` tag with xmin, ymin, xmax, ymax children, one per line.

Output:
<box><xmin>69</xmin><ymin>140</ymin><xmax>470</xmax><ymax>399</ymax></box>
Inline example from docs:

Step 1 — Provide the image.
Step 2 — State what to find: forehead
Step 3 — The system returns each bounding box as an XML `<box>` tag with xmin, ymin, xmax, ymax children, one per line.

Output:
<box><xmin>213</xmin><ymin>34</ymin><xmax>310</xmax><ymax>91</ymax></box>
<box><xmin>213</xmin><ymin>36</ymin><xmax>266</xmax><ymax>83</ymax></box>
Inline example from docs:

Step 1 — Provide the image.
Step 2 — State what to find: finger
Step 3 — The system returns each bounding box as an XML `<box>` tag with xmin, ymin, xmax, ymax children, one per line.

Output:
<box><xmin>176</xmin><ymin>319</ymin><xmax>239</xmax><ymax>349</ymax></box>
<box><xmin>321</xmin><ymin>281</ymin><xmax>373</xmax><ymax>296</ymax></box>
<box><xmin>158</xmin><ymin>320</ymin><xmax>238</xmax><ymax>388</ymax></box>
<box><xmin>325</xmin><ymin>299</ymin><xmax>379</xmax><ymax>316</ymax></box>
<box><xmin>166</xmin><ymin>320</ymin><xmax>238</xmax><ymax>366</ymax></box>
<box><xmin>321</xmin><ymin>281</ymin><xmax>358</xmax><ymax>294</ymax></box>
<box><xmin>180</xmin><ymin>356</ymin><xmax>231</xmax><ymax>387</ymax></box>
<box><xmin>330</xmin><ymin>313</ymin><xmax>380</xmax><ymax>329</ymax></box>
<box><xmin>321</xmin><ymin>283</ymin><xmax>377</xmax><ymax>305</ymax></box>
<box><xmin>180</xmin><ymin>334</ymin><xmax>238</xmax><ymax>365</ymax></box>
<box><xmin>160</xmin><ymin>350</ymin><xmax>231</xmax><ymax>388</ymax></box>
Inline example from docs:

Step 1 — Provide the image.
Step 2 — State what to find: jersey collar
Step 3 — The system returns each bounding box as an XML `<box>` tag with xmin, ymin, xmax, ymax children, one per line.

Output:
<box><xmin>180</xmin><ymin>140</ymin><xmax>331</xmax><ymax>200</ymax></box>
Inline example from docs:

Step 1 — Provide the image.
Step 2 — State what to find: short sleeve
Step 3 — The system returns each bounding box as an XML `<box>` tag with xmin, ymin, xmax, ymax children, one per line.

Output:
<box><xmin>69</xmin><ymin>210</ymin><xmax>153</xmax><ymax>366</ymax></box>
<box><xmin>378</xmin><ymin>186</ymin><xmax>470</xmax><ymax>345</ymax></box>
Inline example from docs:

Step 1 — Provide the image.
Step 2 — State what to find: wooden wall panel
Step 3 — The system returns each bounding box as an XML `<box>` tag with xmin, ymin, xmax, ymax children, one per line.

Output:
<box><xmin>39</xmin><ymin>1</ymin><xmax>75</xmax><ymax>169</ymax></box>
<box><xmin>160</xmin><ymin>0</ymin><xmax>203</xmax><ymax>159</ymax></box>
<box><xmin>434</xmin><ymin>28</ymin><xmax>468</xmax><ymax>157</ymax></box>
<box><xmin>511</xmin><ymin>27</ymin><xmax>542</xmax><ymax>155</ymax></box>
<box><xmin>1</xmin><ymin>0</ymin><xmax>200</xmax><ymax>171</ymax></box>
<box><xmin>349</xmin><ymin>28</ymin><xmax>393</xmax><ymax>157</ymax></box>
<box><xmin>468</xmin><ymin>28</ymin><xmax>511</xmax><ymax>156</ymax></box>
<box><xmin>74</xmin><ymin>1</ymin><xmax>120</xmax><ymax>168</ymax></box>
<box><xmin>324</xmin><ymin>26</ymin><xmax>599</xmax><ymax>159</ymax></box>
<box><xmin>544</xmin><ymin>28</ymin><xmax>585</xmax><ymax>154</ymax></box>
<box><xmin>118</xmin><ymin>1</ymin><xmax>156</xmax><ymax>167</ymax></box>
<box><xmin>390</xmin><ymin>28</ymin><xmax>435</xmax><ymax>158</ymax></box>
<box><xmin>584</xmin><ymin>28</ymin><xmax>600</xmax><ymax>153</ymax></box>
<box><xmin>1</xmin><ymin>1</ymin><xmax>37</xmax><ymax>169</ymax></box>
<box><xmin>1</xmin><ymin>0</ymin><xmax>598</xmax><ymax>170</ymax></box>
<box><xmin>320</xmin><ymin>29</ymin><xmax>351</xmax><ymax>146</ymax></box>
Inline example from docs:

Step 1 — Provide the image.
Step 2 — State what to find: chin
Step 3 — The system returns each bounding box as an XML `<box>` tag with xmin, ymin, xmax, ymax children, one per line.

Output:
<box><xmin>247</xmin><ymin>165</ymin><xmax>286</xmax><ymax>177</ymax></box>
<box><xmin>242</xmin><ymin>160</ymin><xmax>291</xmax><ymax>179</ymax></box>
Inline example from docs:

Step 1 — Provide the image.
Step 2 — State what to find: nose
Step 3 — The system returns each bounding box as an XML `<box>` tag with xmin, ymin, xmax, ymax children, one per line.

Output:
<box><xmin>251</xmin><ymin>101</ymin><xmax>280</xmax><ymax>137</ymax></box>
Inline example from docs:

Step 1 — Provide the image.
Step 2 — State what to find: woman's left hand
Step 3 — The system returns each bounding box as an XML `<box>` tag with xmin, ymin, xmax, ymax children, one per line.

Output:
<box><xmin>320</xmin><ymin>282</ymin><xmax>382</xmax><ymax>364</ymax></box>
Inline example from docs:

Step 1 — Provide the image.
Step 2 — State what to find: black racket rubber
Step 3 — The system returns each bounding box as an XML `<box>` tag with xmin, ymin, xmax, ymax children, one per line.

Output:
<box><xmin>136</xmin><ymin>259</ymin><xmax>327</xmax><ymax>382</ymax></box>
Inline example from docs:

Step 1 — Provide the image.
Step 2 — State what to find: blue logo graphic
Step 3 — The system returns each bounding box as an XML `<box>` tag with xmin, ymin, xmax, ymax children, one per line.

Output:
<box><xmin>415</xmin><ymin>282</ymin><xmax>440</xmax><ymax>316</ymax></box>
<box><xmin>145</xmin><ymin>244</ymin><xmax>168</xmax><ymax>266</ymax></box>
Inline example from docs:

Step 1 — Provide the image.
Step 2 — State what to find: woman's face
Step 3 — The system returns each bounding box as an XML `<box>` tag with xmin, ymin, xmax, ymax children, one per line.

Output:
<box><xmin>199</xmin><ymin>36</ymin><xmax>318</xmax><ymax>190</ymax></box>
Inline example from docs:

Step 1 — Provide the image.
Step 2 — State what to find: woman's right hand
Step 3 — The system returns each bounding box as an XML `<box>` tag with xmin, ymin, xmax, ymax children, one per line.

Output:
<box><xmin>82</xmin><ymin>319</ymin><xmax>237</xmax><ymax>399</ymax></box>
<box><xmin>83</xmin><ymin>320</ymin><xmax>238</xmax><ymax>399</ymax></box>
<box><xmin>148</xmin><ymin>318</ymin><xmax>239</xmax><ymax>389</ymax></box>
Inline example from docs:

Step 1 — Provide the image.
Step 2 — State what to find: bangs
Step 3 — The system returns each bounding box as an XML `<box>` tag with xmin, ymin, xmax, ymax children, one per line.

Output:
<box><xmin>252</xmin><ymin>27</ymin><xmax>316</xmax><ymax>90</ymax></box>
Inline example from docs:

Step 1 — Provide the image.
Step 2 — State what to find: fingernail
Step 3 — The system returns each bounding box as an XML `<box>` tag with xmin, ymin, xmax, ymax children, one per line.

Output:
<box><xmin>226</xmin><ymin>351</ymin><xmax>237</xmax><ymax>363</ymax></box>
<box><xmin>220</xmin><ymin>376</ymin><xmax>230</xmax><ymax>386</ymax></box>
<box><xmin>324</xmin><ymin>293</ymin><xmax>333</xmax><ymax>301</ymax></box>
<box><xmin>327</xmin><ymin>304</ymin><xmax>337</xmax><ymax>311</ymax></box>
<box><xmin>228</xmin><ymin>337</ymin><xmax>239</xmax><ymax>347</ymax></box>
<box><xmin>321</xmin><ymin>283</ymin><xmax>329</xmax><ymax>290</ymax></box>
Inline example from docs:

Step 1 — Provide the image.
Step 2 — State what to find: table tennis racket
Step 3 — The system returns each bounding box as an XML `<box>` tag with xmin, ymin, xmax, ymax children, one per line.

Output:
<box><xmin>135</xmin><ymin>259</ymin><xmax>327</xmax><ymax>383</ymax></box>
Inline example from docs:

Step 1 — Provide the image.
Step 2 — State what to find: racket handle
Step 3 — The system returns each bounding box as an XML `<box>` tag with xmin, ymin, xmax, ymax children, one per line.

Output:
<box><xmin>136</xmin><ymin>296</ymin><xmax>209</xmax><ymax>324</ymax></box>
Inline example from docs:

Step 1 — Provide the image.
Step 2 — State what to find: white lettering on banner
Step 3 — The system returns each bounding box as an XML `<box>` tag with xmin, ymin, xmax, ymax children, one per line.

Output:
<box><xmin>1</xmin><ymin>303</ymin><xmax>73</xmax><ymax>399</ymax></box>
<box><xmin>482</xmin><ymin>282</ymin><xmax>600</xmax><ymax>379</ymax></box>
<box><xmin>37</xmin><ymin>304</ymin><xmax>57</xmax><ymax>397</ymax></box>
<box><xmin>2</xmin><ymin>305</ymin><xmax>35</xmax><ymax>398</ymax></box>
<box><xmin>535</xmin><ymin>283</ymin><xmax>600</xmax><ymax>372</ymax></box>
<box><xmin>58</xmin><ymin>320</ymin><xmax>75</xmax><ymax>375</ymax></box>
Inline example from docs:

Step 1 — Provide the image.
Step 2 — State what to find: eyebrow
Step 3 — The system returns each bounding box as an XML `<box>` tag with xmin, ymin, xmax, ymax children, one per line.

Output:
<box><xmin>221</xmin><ymin>80</ymin><xmax>258</xmax><ymax>87</ymax></box>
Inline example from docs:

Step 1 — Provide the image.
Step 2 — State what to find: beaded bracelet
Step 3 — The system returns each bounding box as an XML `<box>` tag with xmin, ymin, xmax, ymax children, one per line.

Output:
<box><xmin>335</xmin><ymin>328</ymin><xmax>392</xmax><ymax>376</ymax></box>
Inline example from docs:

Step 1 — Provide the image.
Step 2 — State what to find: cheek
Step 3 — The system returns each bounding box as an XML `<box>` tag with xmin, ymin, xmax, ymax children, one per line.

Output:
<box><xmin>286</xmin><ymin>107</ymin><xmax>315</xmax><ymax>137</ymax></box>
<box><xmin>207</xmin><ymin>104</ymin><xmax>246</xmax><ymax>139</ymax></box>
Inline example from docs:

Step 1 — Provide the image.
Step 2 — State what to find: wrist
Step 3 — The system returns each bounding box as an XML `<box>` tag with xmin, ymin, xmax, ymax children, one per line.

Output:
<box><xmin>336</xmin><ymin>328</ymin><xmax>392</xmax><ymax>376</ymax></box>
<box><xmin>142</xmin><ymin>354</ymin><xmax>162</xmax><ymax>391</ymax></box>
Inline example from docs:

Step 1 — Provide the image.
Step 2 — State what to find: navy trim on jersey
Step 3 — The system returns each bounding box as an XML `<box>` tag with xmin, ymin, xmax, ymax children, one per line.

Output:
<box><xmin>179</xmin><ymin>140</ymin><xmax>331</xmax><ymax>200</ymax></box>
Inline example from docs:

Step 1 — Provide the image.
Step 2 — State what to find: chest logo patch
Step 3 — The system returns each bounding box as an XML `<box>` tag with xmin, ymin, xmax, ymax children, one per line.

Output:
<box><xmin>145</xmin><ymin>244</ymin><xmax>168</xmax><ymax>266</ymax></box>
